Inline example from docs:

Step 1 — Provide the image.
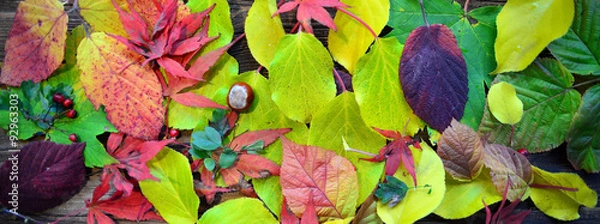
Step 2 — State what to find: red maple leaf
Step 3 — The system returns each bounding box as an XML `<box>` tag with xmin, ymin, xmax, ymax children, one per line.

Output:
<box><xmin>273</xmin><ymin>0</ymin><xmax>348</xmax><ymax>33</ymax></box>
<box><xmin>102</xmin><ymin>133</ymin><xmax>174</xmax><ymax>196</ymax></box>
<box><xmin>361</xmin><ymin>128</ymin><xmax>422</xmax><ymax>186</ymax></box>
<box><xmin>86</xmin><ymin>177</ymin><xmax>162</xmax><ymax>224</ymax></box>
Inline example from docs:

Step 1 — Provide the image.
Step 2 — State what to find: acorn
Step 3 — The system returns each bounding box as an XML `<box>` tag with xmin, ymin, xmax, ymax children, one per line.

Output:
<box><xmin>227</xmin><ymin>82</ymin><xmax>254</xmax><ymax>112</ymax></box>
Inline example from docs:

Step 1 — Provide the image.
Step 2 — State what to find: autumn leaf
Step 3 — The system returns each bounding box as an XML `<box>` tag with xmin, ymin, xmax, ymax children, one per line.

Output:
<box><xmin>487</xmin><ymin>82</ymin><xmax>523</xmax><ymax>125</ymax></box>
<box><xmin>198</xmin><ymin>198</ymin><xmax>278</xmax><ymax>224</ymax></box>
<box><xmin>273</xmin><ymin>0</ymin><xmax>348</xmax><ymax>33</ymax></box>
<box><xmin>400</xmin><ymin>24</ymin><xmax>468</xmax><ymax>131</ymax></box>
<box><xmin>245</xmin><ymin>0</ymin><xmax>286</xmax><ymax>70</ymax></box>
<box><xmin>0</xmin><ymin>141</ymin><xmax>85</xmax><ymax>213</ymax></box>
<box><xmin>437</xmin><ymin>119</ymin><xmax>485</xmax><ymax>181</ymax></box>
<box><xmin>567</xmin><ymin>84</ymin><xmax>600</xmax><ymax>172</ymax></box>
<box><xmin>483</xmin><ymin>143</ymin><xmax>533</xmax><ymax>201</ymax></box>
<box><xmin>0</xmin><ymin>0</ymin><xmax>68</xmax><ymax>86</ymax></box>
<box><xmin>187</xmin><ymin>0</ymin><xmax>234</xmax><ymax>51</ymax></box>
<box><xmin>363</xmin><ymin>127</ymin><xmax>419</xmax><ymax>186</ymax></box>
<box><xmin>79</xmin><ymin>0</ymin><xmax>128</xmax><ymax>37</ymax></box>
<box><xmin>280</xmin><ymin>137</ymin><xmax>358</xmax><ymax>221</ymax></box>
<box><xmin>78</xmin><ymin>32</ymin><xmax>164</xmax><ymax>140</ymax></box>
<box><xmin>492</xmin><ymin>0</ymin><xmax>574</xmax><ymax>73</ymax></box>
<box><xmin>229</xmin><ymin>128</ymin><xmax>291</xmax><ymax>151</ymax></box>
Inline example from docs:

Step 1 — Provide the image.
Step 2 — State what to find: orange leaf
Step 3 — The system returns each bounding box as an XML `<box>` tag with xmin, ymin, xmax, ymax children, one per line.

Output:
<box><xmin>78</xmin><ymin>32</ymin><xmax>164</xmax><ymax>140</ymax></box>
<box><xmin>280</xmin><ymin>137</ymin><xmax>358</xmax><ymax>221</ymax></box>
<box><xmin>0</xmin><ymin>0</ymin><xmax>68</xmax><ymax>86</ymax></box>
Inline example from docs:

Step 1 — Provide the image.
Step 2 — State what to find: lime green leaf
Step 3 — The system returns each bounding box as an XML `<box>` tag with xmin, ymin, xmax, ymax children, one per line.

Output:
<box><xmin>79</xmin><ymin>0</ymin><xmax>127</xmax><ymax>37</ymax></box>
<box><xmin>308</xmin><ymin>92</ymin><xmax>386</xmax><ymax>205</ymax></box>
<box><xmin>353</xmin><ymin>37</ymin><xmax>424</xmax><ymax>135</ymax></box>
<box><xmin>492</xmin><ymin>0</ymin><xmax>574</xmax><ymax>73</ymax></box>
<box><xmin>269</xmin><ymin>32</ymin><xmax>336</xmax><ymax>123</ymax></box>
<box><xmin>328</xmin><ymin>0</ymin><xmax>389</xmax><ymax>73</ymax></box>
<box><xmin>140</xmin><ymin>148</ymin><xmax>199</xmax><ymax>224</ymax></box>
<box><xmin>530</xmin><ymin>166</ymin><xmax>598</xmax><ymax>221</ymax></box>
<box><xmin>479</xmin><ymin>59</ymin><xmax>581</xmax><ymax>152</ymax></box>
<box><xmin>434</xmin><ymin>169</ymin><xmax>502</xmax><ymax>219</ymax></box>
<box><xmin>245</xmin><ymin>0</ymin><xmax>285</xmax><ymax>70</ymax></box>
<box><xmin>377</xmin><ymin>144</ymin><xmax>445</xmax><ymax>223</ymax></box>
<box><xmin>487</xmin><ymin>82</ymin><xmax>523</xmax><ymax>125</ymax></box>
<box><xmin>567</xmin><ymin>84</ymin><xmax>600</xmax><ymax>172</ymax></box>
<box><xmin>187</xmin><ymin>0</ymin><xmax>233</xmax><ymax>51</ymax></box>
<box><xmin>387</xmin><ymin>0</ymin><xmax>462</xmax><ymax>44</ymax></box>
<box><xmin>197</xmin><ymin>198</ymin><xmax>278</xmax><ymax>224</ymax></box>
<box><xmin>548</xmin><ymin>0</ymin><xmax>600</xmax><ymax>75</ymax></box>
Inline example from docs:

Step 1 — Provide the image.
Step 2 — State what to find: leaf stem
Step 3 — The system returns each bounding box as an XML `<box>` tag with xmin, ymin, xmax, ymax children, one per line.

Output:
<box><xmin>333</xmin><ymin>68</ymin><xmax>347</xmax><ymax>92</ymax></box>
<box><xmin>463</xmin><ymin>0</ymin><xmax>471</xmax><ymax>15</ymax></box>
<box><xmin>571</xmin><ymin>77</ymin><xmax>600</xmax><ymax>89</ymax></box>
<box><xmin>51</xmin><ymin>206</ymin><xmax>87</xmax><ymax>224</ymax></box>
<box><xmin>335</xmin><ymin>7</ymin><xmax>378</xmax><ymax>39</ymax></box>
<box><xmin>529</xmin><ymin>183</ymin><xmax>578</xmax><ymax>192</ymax></box>
<box><xmin>418</xmin><ymin>0</ymin><xmax>429</xmax><ymax>26</ymax></box>
<box><xmin>345</xmin><ymin>147</ymin><xmax>378</xmax><ymax>157</ymax></box>
<box><xmin>290</xmin><ymin>21</ymin><xmax>301</xmax><ymax>33</ymax></box>
<box><xmin>231</xmin><ymin>33</ymin><xmax>247</xmax><ymax>46</ymax></box>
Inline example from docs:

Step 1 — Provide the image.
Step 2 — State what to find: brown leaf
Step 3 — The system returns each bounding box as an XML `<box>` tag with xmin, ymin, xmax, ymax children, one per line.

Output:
<box><xmin>437</xmin><ymin>119</ymin><xmax>485</xmax><ymax>181</ymax></box>
<box><xmin>483</xmin><ymin>143</ymin><xmax>533</xmax><ymax>201</ymax></box>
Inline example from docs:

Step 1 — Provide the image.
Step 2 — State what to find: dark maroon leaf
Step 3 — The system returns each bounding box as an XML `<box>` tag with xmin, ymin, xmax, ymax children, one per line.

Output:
<box><xmin>333</xmin><ymin>69</ymin><xmax>353</xmax><ymax>94</ymax></box>
<box><xmin>0</xmin><ymin>141</ymin><xmax>86</xmax><ymax>213</ymax></box>
<box><xmin>400</xmin><ymin>24</ymin><xmax>468</xmax><ymax>131</ymax></box>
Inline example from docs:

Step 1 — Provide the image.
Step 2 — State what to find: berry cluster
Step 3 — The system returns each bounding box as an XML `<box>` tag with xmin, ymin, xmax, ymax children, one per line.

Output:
<box><xmin>53</xmin><ymin>93</ymin><xmax>79</xmax><ymax>142</ymax></box>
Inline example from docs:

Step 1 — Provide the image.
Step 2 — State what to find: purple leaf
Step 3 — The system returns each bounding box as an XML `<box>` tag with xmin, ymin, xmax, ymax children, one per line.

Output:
<box><xmin>0</xmin><ymin>141</ymin><xmax>86</xmax><ymax>213</ymax></box>
<box><xmin>334</xmin><ymin>69</ymin><xmax>353</xmax><ymax>94</ymax></box>
<box><xmin>400</xmin><ymin>24</ymin><xmax>468</xmax><ymax>131</ymax></box>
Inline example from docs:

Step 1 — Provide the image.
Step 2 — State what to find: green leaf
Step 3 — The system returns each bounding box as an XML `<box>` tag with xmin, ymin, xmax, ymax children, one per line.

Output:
<box><xmin>192</xmin><ymin>126</ymin><xmax>223</xmax><ymax>151</ymax></box>
<box><xmin>375</xmin><ymin>176</ymin><xmax>409</xmax><ymax>207</ymax></box>
<box><xmin>245</xmin><ymin>0</ymin><xmax>285</xmax><ymax>70</ymax></box>
<box><xmin>204</xmin><ymin>157</ymin><xmax>216</xmax><ymax>171</ymax></box>
<box><xmin>492</xmin><ymin>0</ymin><xmax>574</xmax><ymax>73</ymax></box>
<box><xmin>487</xmin><ymin>82</ymin><xmax>523</xmax><ymax>125</ymax></box>
<box><xmin>187</xmin><ymin>0</ymin><xmax>233</xmax><ymax>51</ymax></box>
<box><xmin>140</xmin><ymin>148</ymin><xmax>199</xmax><ymax>224</ymax></box>
<box><xmin>377</xmin><ymin>144</ymin><xmax>446</xmax><ymax>223</ymax></box>
<box><xmin>353</xmin><ymin>37</ymin><xmax>424</xmax><ymax>135</ymax></box>
<box><xmin>479</xmin><ymin>59</ymin><xmax>581</xmax><ymax>152</ymax></box>
<box><xmin>434</xmin><ymin>169</ymin><xmax>503</xmax><ymax>219</ymax></box>
<box><xmin>197</xmin><ymin>198</ymin><xmax>278</xmax><ymax>224</ymax></box>
<box><xmin>530</xmin><ymin>166</ymin><xmax>598</xmax><ymax>220</ymax></box>
<box><xmin>269</xmin><ymin>32</ymin><xmax>336</xmax><ymax>123</ymax></box>
<box><xmin>219</xmin><ymin>148</ymin><xmax>237</xmax><ymax>169</ymax></box>
<box><xmin>328</xmin><ymin>0</ymin><xmax>389</xmax><ymax>74</ymax></box>
<box><xmin>387</xmin><ymin>0</ymin><xmax>462</xmax><ymax>44</ymax></box>
<box><xmin>548</xmin><ymin>0</ymin><xmax>600</xmax><ymax>75</ymax></box>
<box><xmin>567</xmin><ymin>84</ymin><xmax>600</xmax><ymax>172</ymax></box>
<box><xmin>242</xmin><ymin>140</ymin><xmax>265</xmax><ymax>152</ymax></box>
<box><xmin>308</xmin><ymin>92</ymin><xmax>385</xmax><ymax>205</ymax></box>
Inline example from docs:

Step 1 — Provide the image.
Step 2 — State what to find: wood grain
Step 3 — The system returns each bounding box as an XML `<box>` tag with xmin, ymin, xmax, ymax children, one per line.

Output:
<box><xmin>1</xmin><ymin>0</ymin><xmax>598</xmax><ymax>223</ymax></box>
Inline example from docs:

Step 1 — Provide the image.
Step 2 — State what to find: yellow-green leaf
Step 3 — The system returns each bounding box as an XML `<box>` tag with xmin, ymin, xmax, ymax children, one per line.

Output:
<box><xmin>197</xmin><ymin>198</ymin><xmax>278</xmax><ymax>224</ymax></box>
<box><xmin>434</xmin><ymin>169</ymin><xmax>502</xmax><ymax>219</ymax></box>
<box><xmin>492</xmin><ymin>0</ymin><xmax>574</xmax><ymax>73</ymax></box>
<box><xmin>79</xmin><ymin>0</ymin><xmax>128</xmax><ymax>37</ymax></box>
<box><xmin>328</xmin><ymin>0</ymin><xmax>389</xmax><ymax>73</ymax></box>
<box><xmin>377</xmin><ymin>144</ymin><xmax>446</xmax><ymax>223</ymax></box>
<box><xmin>187</xmin><ymin>0</ymin><xmax>233</xmax><ymax>51</ymax></box>
<box><xmin>487</xmin><ymin>81</ymin><xmax>523</xmax><ymax>125</ymax></box>
<box><xmin>245</xmin><ymin>0</ymin><xmax>285</xmax><ymax>70</ymax></box>
<box><xmin>353</xmin><ymin>37</ymin><xmax>424</xmax><ymax>135</ymax></box>
<box><xmin>308</xmin><ymin>92</ymin><xmax>386</xmax><ymax>205</ymax></box>
<box><xmin>530</xmin><ymin>166</ymin><xmax>598</xmax><ymax>221</ymax></box>
<box><xmin>140</xmin><ymin>148</ymin><xmax>199</xmax><ymax>224</ymax></box>
<box><xmin>269</xmin><ymin>32</ymin><xmax>336</xmax><ymax>123</ymax></box>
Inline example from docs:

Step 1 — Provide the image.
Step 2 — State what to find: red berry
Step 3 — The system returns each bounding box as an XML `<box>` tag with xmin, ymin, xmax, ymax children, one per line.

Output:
<box><xmin>62</xmin><ymin>98</ymin><xmax>74</xmax><ymax>108</ymax></box>
<box><xmin>52</xmin><ymin>93</ymin><xmax>65</xmax><ymax>104</ymax></box>
<box><xmin>169</xmin><ymin>129</ymin><xmax>180</xmax><ymax>138</ymax></box>
<box><xmin>227</xmin><ymin>82</ymin><xmax>254</xmax><ymax>112</ymax></box>
<box><xmin>69</xmin><ymin>133</ymin><xmax>78</xmax><ymax>142</ymax></box>
<box><xmin>66</xmin><ymin>109</ymin><xmax>77</xmax><ymax>118</ymax></box>
<box><xmin>517</xmin><ymin>148</ymin><xmax>529</xmax><ymax>157</ymax></box>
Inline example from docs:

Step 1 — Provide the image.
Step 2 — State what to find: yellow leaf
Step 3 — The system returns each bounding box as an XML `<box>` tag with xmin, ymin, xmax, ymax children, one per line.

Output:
<box><xmin>377</xmin><ymin>144</ymin><xmax>446</xmax><ymax>223</ymax></box>
<box><xmin>492</xmin><ymin>0</ymin><xmax>574</xmax><ymax>73</ymax></box>
<box><xmin>328</xmin><ymin>0</ymin><xmax>389</xmax><ymax>73</ymax></box>
<box><xmin>530</xmin><ymin>166</ymin><xmax>598</xmax><ymax>221</ymax></box>
<box><xmin>79</xmin><ymin>0</ymin><xmax>128</xmax><ymax>37</ymax></box>
<box><xmin>245</xmin><ymin>0</ymin><xmax>286</xmax><ymax>70</ymax></box>
<box><xmin>487</xmin><ymin>81</ymin><xmax>523</xmax><ymax>125</ymax></box>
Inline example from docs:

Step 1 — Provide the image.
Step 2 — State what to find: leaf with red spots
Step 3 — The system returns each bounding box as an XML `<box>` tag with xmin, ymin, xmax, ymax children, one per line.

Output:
<box><xmin>273</xmin><ymin>0</ymin><xmax>348</xmax><ymax>33</ymax></box>
<box><xmin>0</xmin><ymin>141</ymin><xmax>85</xmax><ymax>213</ymax></box>
<box><xmin>400</xmin><ymin>24</ymin><xmax>468</xmax><ymax>131</ymax></box>
<box><xmin>280</xmin><ymin>137</ymin><xmax>358</xmax><ymax>221</ymax></box>
<box><xmin>77</xmin><ymin>32</ymin><xmax>164</xmax><ymax>140</ymax></box>
<box><xmin>0</xmin><ymin>0</ymin><xmax>68</xmax><ymax>86</ymax></box>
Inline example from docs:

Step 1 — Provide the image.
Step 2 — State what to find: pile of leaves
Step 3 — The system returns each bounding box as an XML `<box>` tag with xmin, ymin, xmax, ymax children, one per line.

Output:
<box><xmin>0</xmin><ymin>0</ymin><xmax>598</xmax><ymax>223</ymax></box>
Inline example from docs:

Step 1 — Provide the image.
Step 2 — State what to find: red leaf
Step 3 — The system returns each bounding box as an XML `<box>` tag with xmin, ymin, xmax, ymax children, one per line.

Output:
<box><xmin>187</xmin><ymin>44</ymin><xmax>232</xmax><ymax>79</ymax></box>
<box><xmin>273</xmin><ymin>0</ymin><xmax>348</xmax><ymax>33</ymax></box>
<box><xmin>0</xmin><ymin>0</ymin><xmax>68</xmax><ymax>86</ymax></box>
<box><xmin>195</xmin><ymin>166</ymin><xmax>231</xmax><ymax>204</ymax></box>
<box><xmin>300</xmin><ymin>198</ymin><xmax>319</xmax><ymax>224</ymax></box>
<box><xmin>229</xmin><ymin>128</ymin><xmax>292</xmax><ymax>151</ymax></box>
<box><xmin>281</xmin><ymin>198</ymin><xmax>300</xmax><ymax>224</ymax></box>
<box><xmin>233</xmin><ymin>153</ymin><xmax>280</xmax><ymax>178</ymax></box>
<box><xmin>362</xmin><ymin>129</ymin><xmax>420</xmax><ymax>185</ymax></box>
<box><xmin>400</xmin><ymin>24</ymin><xmax>468</xmax><ymax>131</ymax></box>
<box><xmin>171</xmin><ymin>92</ymin><xmax>228</xmax><ymax>109</ymax></box>
<box><xmin>0</xmin><ymin>141</ymin><xmax>86</xmax><ymax>213</ymax></box>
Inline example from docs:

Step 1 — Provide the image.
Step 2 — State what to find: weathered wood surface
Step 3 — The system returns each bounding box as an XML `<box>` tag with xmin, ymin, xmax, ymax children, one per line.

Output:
<box><xmin>0</xmin><ymin>0</ymin><xmax>598</xmax><ymax>223</ymax></box>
